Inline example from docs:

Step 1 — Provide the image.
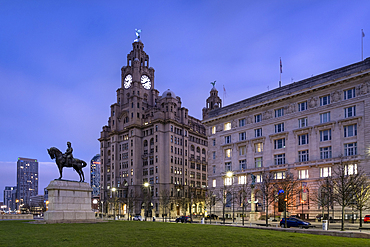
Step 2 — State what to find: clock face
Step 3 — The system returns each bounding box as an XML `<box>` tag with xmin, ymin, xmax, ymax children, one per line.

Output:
<box><xmin>141</xmin><ymin>75</ymin><xmax>151</xmax><ymax>89</ymax></box>
<box><xmin>124</xmin><ymin>74</ymin><xmax>132</xmax><ymax>89</ymax></box>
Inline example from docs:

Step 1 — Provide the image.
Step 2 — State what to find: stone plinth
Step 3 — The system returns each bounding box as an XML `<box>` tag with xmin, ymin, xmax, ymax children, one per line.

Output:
<box><xmin>44</xmin><ymin>180</ymin><xmax>95</xmax><ymax>223</ymax></box>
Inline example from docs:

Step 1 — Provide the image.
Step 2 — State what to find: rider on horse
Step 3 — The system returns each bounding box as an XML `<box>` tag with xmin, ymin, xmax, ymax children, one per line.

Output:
<box><xmin>64</xmin><ymin>142</ymin><xmax>74</xmax><ymax>166</ymax></box>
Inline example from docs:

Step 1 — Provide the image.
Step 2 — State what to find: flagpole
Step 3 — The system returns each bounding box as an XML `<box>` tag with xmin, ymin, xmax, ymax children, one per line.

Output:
<box><xmin>279</xmin><ymin>57</ymin><xmax>282</xmax><ymax>87</ymax></box>
<box><xmin>362</xmin><ymin>29</ymin><xmax>364</xmax><ymax>61</ymax></box>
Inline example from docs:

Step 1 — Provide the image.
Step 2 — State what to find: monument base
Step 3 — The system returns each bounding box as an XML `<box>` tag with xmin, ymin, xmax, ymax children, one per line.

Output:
<box><xmin>249</xmin><ymin>212</ymin><xmax>260</xmax><ymax>221</ymax></box>
<box><xmin>44</xmin><ymin>180</ymin><xmax>95</xmax><ymax>223</ymax></box>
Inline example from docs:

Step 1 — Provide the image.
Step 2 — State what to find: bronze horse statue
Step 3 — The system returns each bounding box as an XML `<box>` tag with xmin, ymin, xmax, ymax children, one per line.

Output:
<box><xmin>47</xmin><ymin>147</ymin><xmax>87</xmax><ymax>182</ymax></box>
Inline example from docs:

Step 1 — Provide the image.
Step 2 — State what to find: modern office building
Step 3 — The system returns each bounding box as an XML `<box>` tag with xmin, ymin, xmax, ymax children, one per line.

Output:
<box><xmin>90</xmin><ymin>154</ymin><xmax>101</xmax><ymax>198</ymax></box>
<box><xmin>16</xmin><ymin>157</ymin><xmax>38</xmax><ymax>208</ymax></box>
<box><xmin>202</xmin><ymin>58</ymin><xmax>370</xmax><ymax>220</ymax></box>
<box><xmin>99</xmin><ymin>36</ymin><xmax>208</xmax><ymax>218</ymax></box>
<box><xmin>3</xmin><ymin>186</ymin><xmax>16</xmax><ymax>212</ymax></box>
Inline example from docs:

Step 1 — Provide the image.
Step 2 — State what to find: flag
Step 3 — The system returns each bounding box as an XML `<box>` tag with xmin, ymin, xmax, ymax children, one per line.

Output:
<box><xmin>223</xmin><ymin>85</ymin><xmax>226</xmax><ymax>97</ymax></box>
<box><xmin>280</xmin><ymin>58</ymin><xmax>283</xmax><ymax>73</ymax></box>
<box><xmin>362</xmin><ymin>29</ymin><xmax>365</xmax><ymax>37</ymax></box>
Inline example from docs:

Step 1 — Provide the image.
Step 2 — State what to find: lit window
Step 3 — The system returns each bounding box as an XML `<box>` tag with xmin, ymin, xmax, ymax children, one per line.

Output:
<box><xmin>212</xmin><ymin>179</ymin><xmax>216</xmax><ymax>187</ymax></box>
<box><xmin>224</xmin><ymin>122</ymin><xmax>231</xmax><ymax>131</ymax></box>
<box><xmin>225</xmin><ymin>149</ymin><xmax>232</xmax><ymax>158</ymax></box>
<box><xmin>224</xmin><ymin>177</ymin><xmax>232</xmax><ymax>186</ymax></box>
<box><xmin>256</xmin><ymin>174</ymin><xmax>263</xmax><ymax>183</ymax></box>
<box><xmin>212</xmin><ymin>126</ymin><xmax>216</xmax><ymax>134</ymax></box>
<box><xmin>255</xmin><ymin>142</ymin><xmax>263</xmax><ymax>153</ymax></box>
<box><xmin>238</xmin><ymin>175</ymin><xmax>247</xmax><ymax>184</ymax></box>
<box><xmin>255</xmin><ymin>157</ymin><xmax>262</xmax><ymax>168</ymax></box>
<box><xmin>298</xmin><ymin>169</ymin><xmax>309</xmax><ymax>179</ymax></box>
<box><xmin>345</xmin><ymin>164</ymin><xmax>357</xmax><ymax>175</ymax></box>
<box><xmin>320</xmin><ymin>167</ymin><xmax>331</xmax><ymax>177</ymax></box>
<box><xmin>274</xmin><ymin>171</ymin><xmax>285</xmax><ymax>179</ymax></box>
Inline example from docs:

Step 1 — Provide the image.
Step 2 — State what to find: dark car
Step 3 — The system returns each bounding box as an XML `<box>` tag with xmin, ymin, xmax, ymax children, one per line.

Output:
<box><xmin>364</xmin><ymin>215</ymin><xmax>370</xmax><ymax>223</ymax></box>
<box><xmin>206</xmin><ymin>214</ymin><xmax>218</xmax><ymax>220</ymax></box>
<box><xmin>280</xmin><ymin>217</ymin><xmax>311</xmax><ymax>228</ymax></box>
<box><xmin>175</xmin><ymin>216</ymin><xmax>192</xmax><ymax>223</ymax></box>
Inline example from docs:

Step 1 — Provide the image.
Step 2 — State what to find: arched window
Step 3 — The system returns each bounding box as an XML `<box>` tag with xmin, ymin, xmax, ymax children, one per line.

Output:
<box><xmin>191</xmin><ymin>145</ymin><xmax>195</xmax><ymax>151</ymax></box>
<box><xmin>196</xmin><ymin>147</ymin><xmax>200</xmax><ymax>153</ymax></box>
<box><xmin>143</xmin><ymin>140</ymin><xmax>148</xmax><ymax>147</ymax></box>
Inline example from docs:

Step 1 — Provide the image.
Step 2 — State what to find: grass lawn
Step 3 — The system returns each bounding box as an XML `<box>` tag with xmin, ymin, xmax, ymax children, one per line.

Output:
<box><xmin>0</xmin><ymin>220</ymin><xmax>369</xmax><ymax>246</ymax></box>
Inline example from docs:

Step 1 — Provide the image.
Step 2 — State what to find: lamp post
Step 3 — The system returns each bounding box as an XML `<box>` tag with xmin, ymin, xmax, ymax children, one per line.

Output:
<box><xmin>226</xmin><ymin>171</ymin><xmax>235</xmax><ymax>224</ymax></box>
<box><xmin>144</xmin><ymin>182</ymin><xmax>151</xmax><ymax>221</ymax></box>
<box><xmin>301</xmin><ymin>200</ymin><xmax>304</xmax><ymax>219</ymax></box>
<box><xmin>101</xmin><ymin>200</ymin><xmax>104</xmax><ymax>219</ymax></box>
<box><xmin>111</xmin><ymin>188</ymin><xmax>117</xmax><ymax>220</ymax></box>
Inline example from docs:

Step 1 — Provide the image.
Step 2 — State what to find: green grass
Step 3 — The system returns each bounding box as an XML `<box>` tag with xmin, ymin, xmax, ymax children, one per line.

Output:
<box><xmin>0</xmin><ymin>220</ymin><xmax>369</xmax><ymax>246</ymax></box>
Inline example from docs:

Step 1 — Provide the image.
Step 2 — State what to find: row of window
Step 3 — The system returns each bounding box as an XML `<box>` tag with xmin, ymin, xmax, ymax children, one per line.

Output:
<box><xmin>220</xmin><ymin>142</ymin><xmax>357</xmax><ymax>172</ymax></box>
<box><xmin>212</xmin><ymin>99</ymin><xmax>357</xmax><ymax>134</ymax></box>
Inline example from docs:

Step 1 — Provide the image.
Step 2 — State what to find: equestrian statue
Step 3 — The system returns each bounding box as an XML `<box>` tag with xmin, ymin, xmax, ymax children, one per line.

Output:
<box><xmin>47</xmin><ymin>142</ymin><xmax>87</xmax><ymax>182</ymax></box>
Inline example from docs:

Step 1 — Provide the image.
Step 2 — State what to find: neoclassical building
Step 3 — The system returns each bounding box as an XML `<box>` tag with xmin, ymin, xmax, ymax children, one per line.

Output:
<box><xmin>99</xmin><ymin>37</ymin><xmax>208</xmax><ymax>218</ymax></box>
<box><xmin>203</xmin><ymin>58</ymin><xmax>370</xmax><ymax>220</ymax></box>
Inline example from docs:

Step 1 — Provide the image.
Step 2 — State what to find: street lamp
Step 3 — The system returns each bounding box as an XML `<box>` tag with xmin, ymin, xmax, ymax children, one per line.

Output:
<box><xmin>226</xmin><ymin>171</ymin><xmax>235</xmax><ymax>224</ymax></box>
<box><xmin>111</xmin><ymin>187</ymin><xmax>116</xmax><ymax>220</ymax></box>
<box><xmin>301</xmin><ymin>200</ymin><xmax>304</xmax><ymax>219</ymax></box>
<box><xmin>101</xmin><ymin>200</ymin><xmax>104</xmax><ymax>219</ymax></box>
<box><xmin>143</xmin><ymin>182</ymin><xmax>151</xmax><ymax>221</ymax></box>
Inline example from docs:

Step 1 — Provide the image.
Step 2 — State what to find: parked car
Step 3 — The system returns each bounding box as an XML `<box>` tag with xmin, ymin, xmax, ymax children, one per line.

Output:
<box><xmin>206</xmin><ymin>214</ymin><xmax>218</xmax><ymax>220</ymax></box>
<box><xmin>280</xmin><ymin>217</ymin><xmax>311</xmax><ymax>228</ymax></box>
<box><xmin>175</xmin><ymin>216</ymin><xmax>192</xmax><ymax>223</ymax></box>
<box><xmin>364</xmin><ymin>215</ymin><xmax>370</xmax><ymax>223</ymax></box>
<box><xmin>133</xmin><ymin>215</ymin><xmax>142</xmax><ymax>221</ymax></box>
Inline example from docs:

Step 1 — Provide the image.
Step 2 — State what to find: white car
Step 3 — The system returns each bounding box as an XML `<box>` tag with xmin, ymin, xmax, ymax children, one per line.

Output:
<box><xmin>133</xmin><ymin>215</ymin><xmax>143</xmax><ymax>221</ymax></box>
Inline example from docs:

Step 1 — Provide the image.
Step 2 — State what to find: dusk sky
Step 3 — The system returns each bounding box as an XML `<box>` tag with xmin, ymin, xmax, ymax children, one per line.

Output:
<box><xmin>0</xmin><ymin>1</ymin><xmax>369</xmax><ymax>201</ymax></box>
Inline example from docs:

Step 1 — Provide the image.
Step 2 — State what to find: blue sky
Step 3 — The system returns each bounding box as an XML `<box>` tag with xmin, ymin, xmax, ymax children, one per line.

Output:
<box><xmin>0</xmin><ymin>0</ymin><xmax>368</xmax><ymax>201</ymax></box>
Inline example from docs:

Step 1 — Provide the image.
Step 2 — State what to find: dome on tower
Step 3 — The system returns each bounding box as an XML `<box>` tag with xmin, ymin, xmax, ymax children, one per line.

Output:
<box><xmin>162</xmin><ymin>89</ymin><xmax>176</xmax><ymax>98</ymax></box>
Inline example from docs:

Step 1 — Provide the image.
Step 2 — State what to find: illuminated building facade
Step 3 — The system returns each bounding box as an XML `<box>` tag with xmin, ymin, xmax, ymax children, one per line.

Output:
<box><xmin>16</xmin><ymin>157</ymin><xmax>38</xmax><ymax>208</ymax></box>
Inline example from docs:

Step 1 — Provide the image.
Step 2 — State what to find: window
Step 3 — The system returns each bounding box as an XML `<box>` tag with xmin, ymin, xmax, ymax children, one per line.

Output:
<box><xmin>255</xmin><ymin>114</ymin><xmax>262</xmax><ymax>123</ymax></box>
<box><xmin>298</xmin><ymin>170</ymin><xmax>309</xmax><ymax>179</ymax></box>
<box><xmin>225</xmin><ymin>162</ymin><xmax>231</xmax><ymax>172</ymax></box>
<box><xmin>212</xmin><ymin>139</ymin><xmax>216</xmax><ymax>146</ymax></box>
<box><xmin>298</xmin><ymin>150</ymin><xmax>309</xmax><ymax>162</ymax></box>
<box><xmin>275</xmin><ymin>108</ymin><xmax>284</xmax><ymax>118</ymax></box>
<box><xmin>320</xmin><ymin>112</ymin><xmax>330</xmax><ymax>123</ymax></box>
<box><xmin>224</xmin><ymin>122</ymin><xmax>231</xmax><ymax>131</ymax></box>
<box><xmin>225</xmin><ymin>149</ymin><xmax>232</xmax><ymax>158</ymax></box>
<box><xmin>224</xmin><ymin>177</ymin><xmax>232</xmax><ymax>186</ymax></box>
<box><xmin>225</xmin><ymin>135</ymin><xmax>231</xmax><ymax>144</ymax></box>
<box><xmin>239</xmin><ymin>160</ymin><xmax>246</xmax><ymax>170</ymax></box>
<box><xmin>344</xmin><ymin>106</ymin><xmax>356</xmax><ymax>118</ymax></box>
<box><xmin>256</xmin><ymin>174</ymin><xmax>263</xmax><ymax>183</ymax></box>
<box><xmin>320</xmin><ymin>146</ymin><xmax>332</xmax><ymax>159</ymax></box>
<box><xmin>212</xmin><ymin>152</ymin><xmax>216</xmax><ymax>159</ymax></box>
<box><xmin>211</xmin><ymin>126</ymin><xmax>216</xmax><ymax>134</ymax></box>
<box><xmin>274</xmin><ymin>138</ymin><xmax>285</xmax><ymax>149</ymax></box>
<box><xmin>298</xmin><ymin>101</ymin><xmax>307</xmax><ymax>111</ymax></box>
<box><xmin>320</xmin><ymin>95</ymin><xmax>330</xmax><ymax>106</ymax></box>
<box><xmin>298</xmin><ymin>134</ymin><xmax>309</xmax><ymax>145</ymax></box>
<box><xmin>275</xmin><ymin>123</ymin><xmax>284</xmax><ymax>133</ymax></box>
<box><xmin>255</xmin><ymin>142</ymin><xmax>263</xmax><ymax>153</ymax></box>
<box><xmin>320</xmin><ymin>129</ymin><xmax>331</xmax><ymax>141</ymax></box>
<box><xmin>255</xmin><ymin>157</ymin><xmax>262</xmax><ymax>168</ymax></box>
<box><xmin>344</xmin><ymin>142</ymin><xmax>357</xmax><ymax>156</ymax></box>
<box><xmin>320</xmin><ymin>167</ymin><xmax>331</xmax><ymax>177</ymax></box>
<box><xmin>345</xmin><ymin>164</ymin><xmax>357</xmax><ymax>175</ymax></box>
<box><xmin>274</xmin><ymin>154</ymin><xmax>285</xmax><ymax>165</ymax></box>
<box><xmin>344</xmin><ymin>88</ymin><xmax>355</xmax><ymax>100</ymax></box>
<box><xmin>274</xmin><ymin>171</ymin><xmax>285</xmax><ymax>179</ymax></box>
<box><xmin>239</xmin><ymin>119</ymin><xmax>245</xmax><ymax>127</ymax></box>
<box><xmin>238</xmin><ymin>175</ymin><xmax>247</xmax><ymax>184</ymax></box>
<box><xmin>298</xmin><ymin>118</ymin><xmax>308</xmax><ymax>128</ymax></box>
<box><xmin>239</xmin><ymin>132</ymin><xmax>246</xmax><ymax>141</ymax></box>
<box><xmin>344</xmin><ymin>124</ymin><xmax>357</xmax><ymax>137</ymax></box>
<box><xmin>239</xmin><ymin>146</ymin><xmax>246</xmax><ymax>156</ymax></box>
<box><xmin>255</xmin><ymin>128</ymin><xmax>262</xmax><ymax>137</ymax></box>
<box><xmin>212</xmin><ymin>179</ymin><xmax>216</xmax><ymax>187</ymax></box>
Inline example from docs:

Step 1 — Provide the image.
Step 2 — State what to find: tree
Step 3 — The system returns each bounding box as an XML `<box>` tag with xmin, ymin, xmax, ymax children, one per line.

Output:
<box><xmin>274</xmin><ymin>170</ymin><xmax>299</xmax><ymax>228</ymax></box>
<box><xmin>159</xmin><ymin>189</ymin><xmax>171</xmax><ymax>222</ymax></box>
<box><xmin>312</xmin><ymin>176</ymin><xmax>334</xmax><ymax>226</ymax></box>
<box><xmin>332</xmin><ymin>158</ymin><xmax>362</xmax><ymax>231</ymax></box>
<box><xmin>205</xmin><ymin>189</ymin><xmax>216</xmax><ymax>224</ymax></box>
<box><xmin>353</xmin><ymin>173</ymin><xmax>370</xmax><ymax>227</ymax></box>
<box><xmin>238</xmin><ymin>183</ymin><xmax>251</xmax><ymax>226</ymax></box>
<box><xmin>257</xmin><ymin>170</ymin><xmax>276</xmax><ymax>227</ymax></box>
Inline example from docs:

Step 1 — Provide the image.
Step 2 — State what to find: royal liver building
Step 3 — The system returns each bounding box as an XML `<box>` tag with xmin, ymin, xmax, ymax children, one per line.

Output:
<box><xmin>99</xmin><ymin>35</ymin><xmax>208</xmax><ymax>219</ymax></box>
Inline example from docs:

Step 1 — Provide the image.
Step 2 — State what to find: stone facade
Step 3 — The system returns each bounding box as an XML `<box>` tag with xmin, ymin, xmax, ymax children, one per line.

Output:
<box><xmin>203</xmin><ymin>58</ymin><xmax>370</xmax><ymax>220</ymax></box>
<box><xmin>99</xmin><ymin>39</ymin><xmax>208</xmax><ymax>218</ymax></box>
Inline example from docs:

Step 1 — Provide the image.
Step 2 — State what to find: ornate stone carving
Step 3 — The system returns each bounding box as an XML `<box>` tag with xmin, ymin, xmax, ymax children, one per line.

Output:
<box><xmin>357</xmin><ymin>82</ymin><xmax>369</xmax><ymax>96</ymax></box>
<box><xmin>285</xmin><ymin>103</ymin><xmax>296</xmax><ymax>114</ymax></box>
<box><xmin>308</xmin><ymin>96</ymin><xmax>318</xmax><ymax>108</ymax></box>
<box><xmin>232</xmin><ymin>119</ymin><xmax>237</xmax><ymax>128</ymax></box>
<box><xmin>246</xmin><ymin>116</ymin><xmax>253</xmax><ymax>124</ymax></box>
<box><xmin>331</xmin><ymin>90</ymin><xmax>341</xmax><ymax>103</ymax></box>
<box><xmin>262</xmin><ymin>110</ymin><xmax>273</xmax><ymax>120</ymax></box>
